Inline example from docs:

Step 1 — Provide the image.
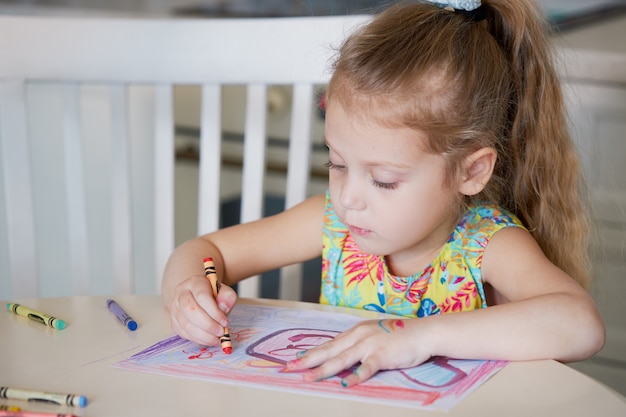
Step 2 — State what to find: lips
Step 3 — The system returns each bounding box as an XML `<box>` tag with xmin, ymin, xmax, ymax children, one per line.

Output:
<box><xmin>348</xmin><ymin>224</ymin><xmax>372</xmax><ymax>237</ymax></box>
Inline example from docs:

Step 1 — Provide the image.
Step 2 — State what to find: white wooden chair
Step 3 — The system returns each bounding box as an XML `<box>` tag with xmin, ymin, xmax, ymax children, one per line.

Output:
<box><xmin>0</xmin><ymin>14</ymin><xmax>370</xmax><ymax>299</ymax></box>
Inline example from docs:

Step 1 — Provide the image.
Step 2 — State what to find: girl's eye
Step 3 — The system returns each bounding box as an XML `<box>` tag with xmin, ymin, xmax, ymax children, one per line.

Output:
<box><xmin>324</xmin><ymin>161</ymin><xmax>345</xmax><ymax>171</ymax></box>
<box><xmin>372</xmin><ymin>179</ymin><xmax>398</xmax><ymax>190</ymax></box>
<box><xmin>325</xmin><ymin>160</ymin><xmax>398</xmax><ymax>190</ymax></box>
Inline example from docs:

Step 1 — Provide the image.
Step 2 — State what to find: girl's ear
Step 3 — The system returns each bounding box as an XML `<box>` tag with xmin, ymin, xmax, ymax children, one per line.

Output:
<box><xmin>459</xmin><ymin>147</ymin><xmax>497</xmax><ymax>196</ymax></box>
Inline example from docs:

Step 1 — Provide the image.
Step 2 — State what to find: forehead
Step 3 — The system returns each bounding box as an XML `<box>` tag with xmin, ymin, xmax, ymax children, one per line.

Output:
<box><xmin>324</xmin><ymin>100</ymin><xmax>430</xmax><ymax>167</ymax></box>
<box><xmin>326</xmin><ymin>68</ymin><xmax>452</xmax><ymax>129</ymax></box>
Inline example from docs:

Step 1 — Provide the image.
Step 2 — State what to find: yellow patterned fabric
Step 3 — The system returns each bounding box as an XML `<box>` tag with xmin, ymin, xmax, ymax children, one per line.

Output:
<box><xmin>320</xmin><ymin>192</ymin><xmax>525</xmax><ymax>317</ymax></box>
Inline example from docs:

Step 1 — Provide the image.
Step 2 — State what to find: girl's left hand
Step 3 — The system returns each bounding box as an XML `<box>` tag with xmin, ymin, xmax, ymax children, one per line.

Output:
<box><xmin>284</xmin><ymin>318</ymin><xmax>431</xmax><ymax>386</ymax></box>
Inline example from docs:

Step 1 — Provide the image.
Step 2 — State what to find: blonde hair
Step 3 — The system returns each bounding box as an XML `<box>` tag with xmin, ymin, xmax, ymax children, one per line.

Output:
<box><xmin>327</xmin><ymin>0</ymin><xmax>591</xmax><ymax>289</ymax></box>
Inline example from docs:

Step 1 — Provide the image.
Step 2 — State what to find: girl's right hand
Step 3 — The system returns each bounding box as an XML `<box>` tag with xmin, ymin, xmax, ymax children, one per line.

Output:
<box><xmin>167</xmin><ymin>274</ymin><xmax>237</xmax><ymax>346</ymax></box>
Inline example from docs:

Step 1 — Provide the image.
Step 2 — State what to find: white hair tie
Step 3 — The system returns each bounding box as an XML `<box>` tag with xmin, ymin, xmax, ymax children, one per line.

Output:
<box><xmin>428</xmin><ymin>1</ymin><xmax>486</xmax><ymax>21</ymax></box>
<box><xmin>429</xmin><ymin>1</ymin><xmax>482</xmax><ymax>12</ymax></box>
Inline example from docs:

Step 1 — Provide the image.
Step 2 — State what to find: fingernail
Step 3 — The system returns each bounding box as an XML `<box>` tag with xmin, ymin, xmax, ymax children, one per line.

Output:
<box><xmin>218</xmin><ymin>302</ymin><xmax>229</xmax><ymax>314</ymax></box>
<box><xmin>296</xmin><ymin>350</ymin><xmax>306</xmax><ymax>358</ymax></box>
<box><xmin>341</xmin><ymin>379</ymin><xmax>348</xmax><ymax>387</ymax></box>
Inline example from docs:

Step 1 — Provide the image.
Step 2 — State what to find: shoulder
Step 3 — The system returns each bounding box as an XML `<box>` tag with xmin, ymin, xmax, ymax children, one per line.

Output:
<box><xmin>479</xmin><ymin>208</ymin><xmax>573</xmax><ymax>303</ymax></box>
<box><xmin>456</xmin><ymin>202</ymin><xmax>525</xmax><ymax>242</ymax></box>
<box><xmin>480</xmin><ymin>225</ymin><xmax>562</xmax><ymax>297</ymax></box>
<box><xmin>463</xmin><ymin>202</ymin><xmax>525</xmax><ymax>230</ymax></box>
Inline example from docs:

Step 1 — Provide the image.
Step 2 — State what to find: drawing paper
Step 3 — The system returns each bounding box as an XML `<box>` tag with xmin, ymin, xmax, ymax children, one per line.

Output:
<box><xmin>113</xmin><ymin>304</ymin><xmax>506</xmax><ymax>410</ymax></box>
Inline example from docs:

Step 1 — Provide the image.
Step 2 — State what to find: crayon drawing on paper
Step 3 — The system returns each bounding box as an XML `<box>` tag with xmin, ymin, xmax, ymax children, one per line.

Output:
<box><xmin>113</xmin><ymin>304</ymin><xmax>506</xmax><ymax>411</ymax></box>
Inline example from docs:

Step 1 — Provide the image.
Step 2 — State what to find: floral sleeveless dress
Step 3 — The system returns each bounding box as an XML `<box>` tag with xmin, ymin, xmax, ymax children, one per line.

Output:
<box><xmin>320</xmin><ymin>192</ymin><xmax>525</xmax><ymax>317</ymax></box>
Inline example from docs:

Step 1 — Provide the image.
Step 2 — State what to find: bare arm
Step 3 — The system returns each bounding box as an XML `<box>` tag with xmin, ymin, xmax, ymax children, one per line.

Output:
<box><xmin>162</xmin><ymin>194</ymin><xmax>325</xmax><ymax>345</ymax></box>
<box><xmin>287</xmin><ymin>227</ymin><xmax>606</xmax><ymax>386</ymax></box>
<box><xmin>434</xmin><ymin>226</ymin><xmax>606</xmax><ymax>362</ymax></box>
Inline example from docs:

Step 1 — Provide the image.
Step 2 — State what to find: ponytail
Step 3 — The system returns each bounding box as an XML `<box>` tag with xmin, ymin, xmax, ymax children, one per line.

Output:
<box><xmin>484</xmin><ymin>0</ymin><xmax>591</xmax><ymax>288</ymax></box>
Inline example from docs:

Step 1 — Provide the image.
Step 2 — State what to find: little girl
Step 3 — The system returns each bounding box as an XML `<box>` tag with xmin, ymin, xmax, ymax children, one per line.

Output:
<box><xmin>162</xmin><ymin>0</ymin><xmax>605</xmax><ymax>387</ymax></box>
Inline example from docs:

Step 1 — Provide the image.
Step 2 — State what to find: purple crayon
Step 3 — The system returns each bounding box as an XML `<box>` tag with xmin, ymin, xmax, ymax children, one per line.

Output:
<box><xmin>106</xmin><ymin>299</ymin><xmax>138</xmax><ymax>331</ymax></box>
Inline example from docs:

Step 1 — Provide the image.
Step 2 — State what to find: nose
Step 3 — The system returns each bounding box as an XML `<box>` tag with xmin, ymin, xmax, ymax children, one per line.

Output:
<box><xmin>337</xmin><ymin>175</ymin><xmax>366</xmax><ymax>211</ymax></box>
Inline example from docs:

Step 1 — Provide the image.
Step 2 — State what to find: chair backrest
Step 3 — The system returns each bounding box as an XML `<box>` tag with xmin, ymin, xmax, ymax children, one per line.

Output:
<box><xmin>0</xmin><ymin>14</ymin><xmax>371</xmax><ymax>299</ymax></box>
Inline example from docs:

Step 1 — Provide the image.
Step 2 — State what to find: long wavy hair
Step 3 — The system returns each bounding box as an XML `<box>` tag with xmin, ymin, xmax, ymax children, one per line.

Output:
<box><xmin>326</xmin><ymin>0</ymin><xmax>591</xmax><ymax>289</ymax></box>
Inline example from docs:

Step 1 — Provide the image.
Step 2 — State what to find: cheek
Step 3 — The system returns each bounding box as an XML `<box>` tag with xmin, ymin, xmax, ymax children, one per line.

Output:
<box><xmin>371</xmin><ymin>194</ymin><xmax>424</xmax><ymax>230</ymax></box>
<box><xmin>328</xmin><ymin>176</ymin><xmax>341</xmax><ymax>202</ymax></box>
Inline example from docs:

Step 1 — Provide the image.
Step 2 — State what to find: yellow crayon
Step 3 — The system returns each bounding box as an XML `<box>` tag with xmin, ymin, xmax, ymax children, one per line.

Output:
<box><xmin>6</xmin><ymin>303</ymin><xmax>66</xmax><ymax>330</ymax></box>
<box><xmin>0</xmin><ymin>405</ymin><xmax>21</xmax><ymax>412</ymax></box>
<box><xmin>203</xmin><ymin>257</ymin><xmax>233</xmax><ymax>354</ymax></box>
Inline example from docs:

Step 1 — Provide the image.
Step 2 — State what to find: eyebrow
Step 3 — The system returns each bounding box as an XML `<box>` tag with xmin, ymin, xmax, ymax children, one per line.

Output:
<box><xmin>324</xmin><ymin>138</ymin><xmax>413</xmax><ymax>170</ymax></box>
<box><xmin>364</xmin><ymin>160</ymin><xmax>413</xmax><ymax>170</ymax></box>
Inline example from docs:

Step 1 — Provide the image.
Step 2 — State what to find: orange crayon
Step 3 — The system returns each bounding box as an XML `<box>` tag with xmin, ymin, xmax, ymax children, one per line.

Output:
<box><xmin>203</xmin><ymin>257</ymin><xmax>233</xmax><ymax>354</ymax></box>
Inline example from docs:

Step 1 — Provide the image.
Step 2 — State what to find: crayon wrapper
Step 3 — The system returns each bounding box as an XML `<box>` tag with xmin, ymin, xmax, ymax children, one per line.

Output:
<box><xmin>0</xmin><ymin>387</ymin><xmax>82</xmax><ymax>407</ymax></box>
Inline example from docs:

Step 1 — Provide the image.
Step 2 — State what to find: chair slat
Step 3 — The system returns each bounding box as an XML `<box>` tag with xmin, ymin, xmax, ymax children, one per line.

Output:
<box><xmin>154</xmin><ymin>85</ymin><xmax>175</xmax><ymax>292</ymax></box>
<box><xmin>279</xmin><ymin>83</ymin><xmax>315</xmax><ymax>300</ymax></box>
<box><xmin>110</xmin><ymin>85</ymin><xmax>134</xmax><ymax>294</ymax></box>
<box><xmin>237</xmin><ymin>84</ymin><xmax>268</xmax><ymax>298</ymax></box>
<box><xmin>285</xmin><ymin>84</ymin><xmax>314</xmax><ymax>210</ymax></box>
<box><xmin>197</xmin><ymin>84</ymin><xmax>222</xmax><ymax>235</ymax></box>
<box><xmin>62</xmin><ymin>83</ymin><xmax>90</xmax><ymax>295</ymax></box>
<box><xmin>0</xmin><ymin>80</ymin><xmax>39</xmax><ymax>298</ymax></box>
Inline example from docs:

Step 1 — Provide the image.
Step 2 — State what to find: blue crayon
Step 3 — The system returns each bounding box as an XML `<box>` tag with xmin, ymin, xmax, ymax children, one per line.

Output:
<box><xmin>0</xmin><ymin>386</ymin><xmax>87</xmax><ymax>407</ymax></box>
<box><xmin>106</xmin><ymin>299</ymin><xmax>138</xmax><ymax>331</ymax></box>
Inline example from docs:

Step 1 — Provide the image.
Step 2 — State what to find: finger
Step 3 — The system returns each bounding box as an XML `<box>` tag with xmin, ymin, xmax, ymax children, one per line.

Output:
<box><xmin>292</xmin><ymin>323</ymin><xmax>365</xmax><ymax>366</ymax></box>
<box><xmin>285</xmin><ymin>338</ymin><xmax>343</xmax><ymax>371</ymax></box>
<box><xmin>340</xmin><ymin>362</ymin><xmax>378</xmax><ymax>388</ymax></box>
<box><xmin>170</xmin><ymin>312</ymin><xmax>220</xmax><ymax>346</ymax></box>
<box><xmin>172</xmin><ymin>289</ymin><xmax>228</xmax><ymax>342</ymax></box>
<box><xmin>192</xmin><ymin>283</ymin><xmax>230</xmax><ymax>328</ymax></box>
<box><xmin>300</xmin><ymin>348</ymin><xmax>362</xmax><ymax>383</ymax></box>
<box><xmin>169</xmin><ymin>301</ymin><xmax>220</xmax><ymax>345</ymax></box>
<box><xmin>215</xmin><ymin>284</ymin><xmax>237</xmax><ymax>315</ymax></box>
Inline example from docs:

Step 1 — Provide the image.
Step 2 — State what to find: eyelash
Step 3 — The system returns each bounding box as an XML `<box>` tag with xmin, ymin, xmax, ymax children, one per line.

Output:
<box><xmin>372</xmin><ymin>179</ymin><xmax>398</xmax><ymax>190</ymax></box>
<box><xmin>325</xmin><ymin>161</ymin><xmax>398</xmax><ymax>190</ymax></box>
<box><xmin>324</xmin><ymin>160</ymin><xmax>344</xmax><ymax>171</ymax></box>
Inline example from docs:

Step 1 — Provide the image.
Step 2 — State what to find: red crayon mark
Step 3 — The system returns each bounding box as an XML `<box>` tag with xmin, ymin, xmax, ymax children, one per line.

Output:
<box><xmin>185</xmin><ymin>347</ymin><xmax>215</xmax><ymax>360</ymax></box>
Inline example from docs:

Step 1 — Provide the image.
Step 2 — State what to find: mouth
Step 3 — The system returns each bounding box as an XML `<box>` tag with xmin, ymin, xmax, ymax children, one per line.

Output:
<box><xmin>347</xmin><ymin>224</ymin><xmax>373</xmax><ymax>237</ymax></box>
